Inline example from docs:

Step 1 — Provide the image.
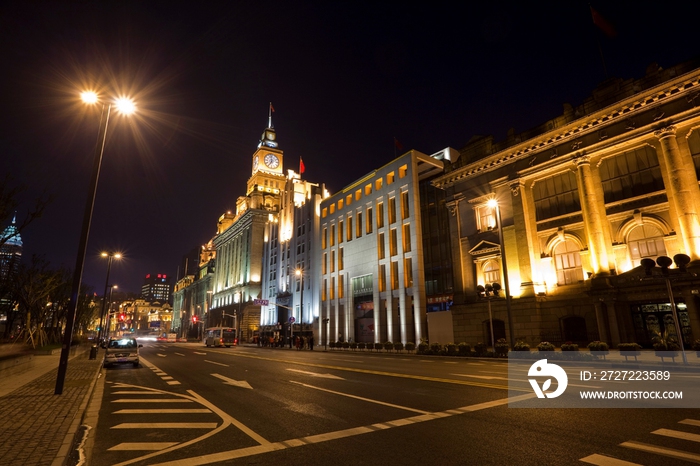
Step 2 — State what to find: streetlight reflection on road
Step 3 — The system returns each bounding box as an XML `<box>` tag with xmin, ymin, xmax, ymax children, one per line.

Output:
<box><xmin>54</xmin><ymin>91</ymin><xmax>136</xmax><ymax>395</ymax></box>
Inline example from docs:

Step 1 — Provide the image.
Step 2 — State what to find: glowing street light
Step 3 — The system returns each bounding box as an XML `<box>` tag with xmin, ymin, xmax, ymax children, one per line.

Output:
<box><xmin>55</xmin><ymin>91</ymin><xmax>136</xmax><ymax>395</ymax></box>
<box><xmin>487</xmin><ymin>198</ymin><xmax>515</xmax><ymax>350</ymax></box>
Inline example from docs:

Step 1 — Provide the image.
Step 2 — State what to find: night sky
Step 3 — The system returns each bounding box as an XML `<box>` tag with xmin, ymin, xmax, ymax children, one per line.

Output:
<box><xmin>1</xmin><ymin>1</ymin><xmax>698</xmax><ymax>295</ymax></box>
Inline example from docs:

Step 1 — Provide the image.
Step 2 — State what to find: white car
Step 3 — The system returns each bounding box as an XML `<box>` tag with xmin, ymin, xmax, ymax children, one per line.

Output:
<box><xmin>104</xmin><ymin>337</ymin><xmax>142</xmax><ymax>368</ymax></box>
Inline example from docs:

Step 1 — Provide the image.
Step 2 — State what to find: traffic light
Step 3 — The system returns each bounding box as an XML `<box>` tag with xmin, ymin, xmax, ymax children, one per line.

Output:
<box><xmin>192</xmin><ymin>315</ymin><xmax>198</xmax><ymax>324</ymax></box>
<box><xmin>119</xmin><ymin>314</ymin><xmax>125</xmax><ymax>321</ymax></box>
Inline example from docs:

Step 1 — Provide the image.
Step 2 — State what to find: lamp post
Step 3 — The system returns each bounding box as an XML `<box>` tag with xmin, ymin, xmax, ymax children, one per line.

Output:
<box><xmin>104</xmin><ymin>284</ymin><xmax>117</xmax><ymax>339</ymax></box>
<box><xmin>476</xmin><ymin>284</ymin><xmax>500</xmax><ymax>352</ymax></box>
<box><xmin>55</xmin><ymin>92</ymin><xmax>136</xmax><ymax>395</ymax></box>
<box><xmin>487</xmin><ymin>199</ymin><xmax>515</xmax><ymax>350</ymax></box>
<box><xmin>97</xmin><ymin>252</ymin><xmax>121</xmax><ymax>343</ymax></box>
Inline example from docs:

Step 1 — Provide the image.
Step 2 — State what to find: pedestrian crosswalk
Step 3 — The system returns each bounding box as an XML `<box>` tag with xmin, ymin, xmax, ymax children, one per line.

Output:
<box><xmin>580</xmin><ymin>417</ymin><xmax>700</xmax><ymax>465</ymax></box>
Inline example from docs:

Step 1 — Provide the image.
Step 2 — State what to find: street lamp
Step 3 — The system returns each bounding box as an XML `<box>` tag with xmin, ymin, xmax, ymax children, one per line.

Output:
<box><xmin>97</xmin><ymin>252</ymin><xmax>121</xmax><ymax>343</ymax></box>
<box><xmin>487</xmin><ymin>198</ymin><xmax>515</xmax><ymax>350</ymax></box>
<box><xmin>476</xmin><ymin>283</ymin><xmax>502</xmax><ymax>352</ymax></box>
<box><xmin>55</xmin><ymin>91</ymin><xmax>136</xmax><ymax>395</ymax></box>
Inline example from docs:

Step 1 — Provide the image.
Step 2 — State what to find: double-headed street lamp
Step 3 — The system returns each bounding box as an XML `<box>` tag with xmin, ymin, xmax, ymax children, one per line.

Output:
<box><xmin>97</xmin><ymin>252</ymin><xmax>121</xmax><ymax>343</ymax></box>
<box><xmin>55</xmin><ymin>91</ymin><xmax>136</xmax><ymax>395</ymax></box>
<box><xmin>487</xmin><ymin>198</ymin><xmax>515</xmax><ymax>350</ymax></box>
<box><xmin>295</xmin><ymin>268</ymin><xmax>305</xmax><ymax>337</ymax></box>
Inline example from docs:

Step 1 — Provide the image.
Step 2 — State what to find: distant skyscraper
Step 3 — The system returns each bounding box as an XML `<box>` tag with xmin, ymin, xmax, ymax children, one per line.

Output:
<box><xmin>0</xmin><ymin>215</ymin><xmax>22</xmax><ymax>284</ymax></box>
<box><xmin>141</xmin><ymin>273</ymin><xmax>172</xmax><ymax>304</ymax></box>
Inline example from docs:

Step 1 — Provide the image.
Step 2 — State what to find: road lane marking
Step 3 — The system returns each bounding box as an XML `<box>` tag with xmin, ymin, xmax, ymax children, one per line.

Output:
<box><xmin>112</xmin><ymin>399</ymin><xmax>191</xmax><ymax>403</ymax></box>
<box><xmin>652</xmin><ymin>428</ymin><xmax>700</xmax><ymax>443</ymax></box>
<box><xmin>194</xmin><ymin>352</ymin><xmax>207</xmax><ymax>355</ymax></box>
<box><xmin>287</xmin><ymin>368</ymin><xmax>344</xmax><ymax>380</ymax></box>
<box><xmin>290</xmin><ymin>381</ymin><xmax>429</xmax><ymax>414</ymax></box>
<box><xmin>166</xmin><ymin>381</ymin><xmax>181</xmax><ymax>385</ymax></box>
<box><xmin>205</xmin><ymin>360</ymin><xmax>229</xmax><ymax>367</ymax></box>
<box><xmin>112</xmin><ymin>391</ymin><xmax>163</xmax><ymax>395</ymax></box>
<box><xmin>113</xmin><ymin>409</ymin><xmax>212</xmax><ymax>414</ymax></box>
<box><xmin>620</xmin><ymin>440</ymin><xmax>700</xmax><ymax>462</ymax></box>
<box><xmin>111</xmin><ymin>423</ymin><xmax>218</xmax><ymax>429</ymax></box>
<box><xmin>109</xmin><ymin>443</ymin><xmax>178</xmax><ymax>451</ymax></box>
<box><xmin>175</xmin><ymin>353</ymin><xmax>185</xmax><ymax>356</ymax></box>
<box><xmin>157</xmin><ymin>354</ymin><xmax>167</xmax><ymax>357</ymax></box>
<box><xmin>218</xmin><ymin>351</ymin><xmax>527</xmax><ymax>391</ymax></box>
<box><xmin>211</xmin><ymin>373</ymin><xmax>253</xmax><ymax>389</ymax></box>
<box><xmin>680</xmin><ymin>419</ymin><xmax>700</xmax><ymax>427</ymax></box>
<box><xmin>148</xmin><ymin>394</ymin><xmax>534</xmax><ymax>466</ymax></box>
<box><xmin>579</xmin><ymin>454</ymin><xmax>643</xmax><ymax>465</ymax></box>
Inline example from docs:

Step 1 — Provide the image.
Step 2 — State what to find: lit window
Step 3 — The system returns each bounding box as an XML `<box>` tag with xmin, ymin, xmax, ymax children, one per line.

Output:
<box><xmin>476</xmin><ymin>204</ymin><xmax>496</xmax><ymax>231</ymax></box>
<box><xmin>389</xmin><ymin>197</ymin><xmax>396</xmax><ymax>224</ymax></box>
<box><xmin>365</xmin><ymin>184</ymin><xmax>372</xmax><ymax>195</ymax></box>
<box><xmin>554</xmin><ymin>240</ymin><xmax>583</xmax><ymax>285</ymax></box>
<box><xmin>399</xmin><ymin>165</ymin><xmax>408</xmax><ymax>178</ymax></box>
<box><xmin>402</xmin><ymin>223</ymin><xmax>411</xmax><ymax>252</ymax></box>
<box><xmin>390</xmin><ymin>228</ymin><xmax>398</xmax><ymax>256</ymax></box>
<box><xmin>377</xmin><ymin>202</ymin><xmax>384</xmax><ymax>228</ymax></box>
<box><xmin>628</xmin><ymin>224</ymin><xmax>667</xmax><ymax>268</ymax></box>
<box><xmin>482</xmin><ymin>259</ymin><xmax>500</xmax><ymax>285</ymax></box>
<box><xmin>375</xmin><ymin>178</ymin><xmax>383</xmax><ymax>190</ymax></box>
<box><xmin>387</xmin><ymin>172</ymin><xmax>395</xmax><ymax>184</ymax></box>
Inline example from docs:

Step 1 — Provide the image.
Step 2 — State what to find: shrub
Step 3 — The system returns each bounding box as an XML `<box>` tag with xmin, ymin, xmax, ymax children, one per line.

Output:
<box><xmin>342</xmin><ymin>341</ymin><xmax>350</xmax><ymax>350</ymax></box>
<box><xmin>374</xmin><ymin>342</ymin><xmax>384</xmax><ymax>352</ymax></box>
<box><xmin>430</xmin><ymin>342</ymin><xmax>443</xmax><ymax>355</ymax></box>
<box><xmin>513</xmin><ymin>341</ymin><xmax>530</xmax><ymax>351</ymax></box>
<box><xmin>357</xmin><ymin>342</ymin><xmax>366</xmax><ymax>350</ymax></box>
<box><xmin>474</xmin><ymin>342</ymin><xmax>488</xmax><ymax>356</ymax></box>
<box><xmin>350</xmin><ymin>342</ymin><xmax>358</xmax><ymax>351</ymax></box>
<box><xmin>405</xmin><ymin>342</ymin><xmax>416</xmax><ymax>352</ymax></box>
<box><xmin>495</xmin><ymin>338</ymin><xmax>509</xmax><ymax>357</ymax></box>
<box><xmin>417</xmin><ymin>343</ymin><xmax>429</xmax><ymax>354</ymax></box>
<box><xmin>329</xmin><ymin>341</ymin><xmax>336</xmax><ymax>349</ymax></box>
<box><xmin>651</xmin><ymin>332</ymin><xmax>680</xmax><ymax>351</ymax></box>
<box><xmin>560</xmin><ymin>342</ymin><xmax>579</xmax><ymax>351</ymax></box>
<box><xmin>457</xmin><ymin>342</ymin><xmax>471</xmax><ymax>355</ymax></box>
<box><xmin>394</xmin><ymin>342</ymin><xmax>404</xmax><ymax>352</ymax></box>
<box><xmin>445</xmin><ymin>342</ymin><xmax>457</xmax><ymax>355</ymax></box>
<box><xmin>587</xmin><ymin>341</ymin><xmax>609</xmax><ymax>352</ymax></box>
<box><xmin>617</xmin><ymin>342</ymin><xmax>642</xmax><ymax>352</ymax></box>
<box><xmin>384</xmin><ymin>341</ymin><xmax>394</xmax><ymax>351</ymax></box>
<box><xmin>537</xmin><ymin>341</ymin><xmax>555</xmax><ymax>352</ymax></box>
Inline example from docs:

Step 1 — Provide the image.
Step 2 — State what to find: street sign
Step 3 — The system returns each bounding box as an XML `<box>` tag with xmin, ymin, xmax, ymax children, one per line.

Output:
<box><xmin>254</xmin><ymin>299</ymin><xmax>269</xmax><ymax>305</ymax></box>
<box><xmin>289</xmin><ymin>316</ymin><xmax>296</xmax><ymax>323</ymax></box>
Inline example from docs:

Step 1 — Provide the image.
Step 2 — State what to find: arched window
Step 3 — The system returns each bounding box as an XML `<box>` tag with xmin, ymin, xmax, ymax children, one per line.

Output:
<box><xmin>482</xmin><ymin>259</ymin><xmax>500</xmax><ymax>285</ymax></box>
<box><xmin>554</xmin><ymin>240</ymin><xmax>583</xmax><ymax>285</ymax></box>
<box><xmin>628</xmin><ymin>224</ymin><xmax>666</xmax><ymax>268</ymax></box>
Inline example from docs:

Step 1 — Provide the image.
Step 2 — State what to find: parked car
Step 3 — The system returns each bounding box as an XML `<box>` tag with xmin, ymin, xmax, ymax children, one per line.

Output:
<box><xmin>104</xmin><ymin>337</ymin><xmax>142</xmax><ymax>368</ymax></box>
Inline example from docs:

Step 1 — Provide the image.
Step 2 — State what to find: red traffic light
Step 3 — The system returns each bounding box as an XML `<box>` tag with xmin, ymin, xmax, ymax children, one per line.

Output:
<box><xmin>192</xmin><ymin>315</ymin><xmax>198</xmax><ymax>323</ymax></box>
<box><xmin>119</xmin><ymin>314</ymin><xmax>125</xmax><ymax>321</ymax></box>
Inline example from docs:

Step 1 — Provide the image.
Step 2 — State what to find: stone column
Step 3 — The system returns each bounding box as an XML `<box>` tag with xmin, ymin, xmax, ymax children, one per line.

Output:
<box><xmin>510</xmin><ymin>180</ymin><xmax>539</xmax><ymax>296</ymax></box>
<box><xmin>574</xmin><ymin>154</ymin><xmax>612</xmax><ymax>275</ymax></box>
<box><xmin>655</xmin><ymin>126</ymin><xmax>700</xmax><ymax>262</ymax></box>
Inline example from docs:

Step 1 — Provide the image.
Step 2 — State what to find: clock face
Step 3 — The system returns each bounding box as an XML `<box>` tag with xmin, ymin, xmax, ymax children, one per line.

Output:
<box><xmin>264</xmin><ymin>153</ymin><xmax>279</xmax><ymax>169</ymax></box>
<box><xmin>253</xmin><ymin>156</ymin><xmax>259</xmax><ymax>172</ymax></box>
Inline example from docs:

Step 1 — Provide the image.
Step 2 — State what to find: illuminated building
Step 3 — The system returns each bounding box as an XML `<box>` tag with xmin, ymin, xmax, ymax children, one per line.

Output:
<box><xmin>141</xmin><ymin>273</ymin><xmax>172</xmax><ymax>304</ymax></box>
<box><xmin>319</xmin><ymin>148</ymin><xmax>451</xmax><ymax>345</ymax></box>
<box><xmin>432</xmin><ymin>60</ymin><xmax>700</xmax><ymax>348</ymax></box>
<box><xmin>0</xmin><ymin>215</ymin><xmax>22</xmax><ymax>284</ymax></box>
<box><xmin>259</xmin><ymin>170</ymin><xmax>327</xmax><ymax>343</ymax></box>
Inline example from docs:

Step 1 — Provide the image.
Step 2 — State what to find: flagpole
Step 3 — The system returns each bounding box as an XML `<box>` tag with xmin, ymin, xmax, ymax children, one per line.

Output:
<box><xmin>268</xmin><ymin>102</ymin><xmax>273</xmax><ymax>128</ymax></box>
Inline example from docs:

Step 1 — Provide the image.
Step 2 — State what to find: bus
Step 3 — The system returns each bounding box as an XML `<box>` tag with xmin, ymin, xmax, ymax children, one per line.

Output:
<box><xmin>204</xmin><ymin>327</ymin><xmax>238</xmax><ymax>347</ymax></box>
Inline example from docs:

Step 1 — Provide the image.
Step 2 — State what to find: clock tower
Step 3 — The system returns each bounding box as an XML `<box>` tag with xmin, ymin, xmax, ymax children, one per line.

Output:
<box><xmin>246</xmin><ymin>105</ymin><xmax>285</xmax><ymax>210</ymax></box>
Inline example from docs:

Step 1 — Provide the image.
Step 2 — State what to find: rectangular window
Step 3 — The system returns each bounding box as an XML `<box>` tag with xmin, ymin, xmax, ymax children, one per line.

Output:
<box><xmin>338</xmin><ymin>247</ymin><xmax>344</xmax><ymax>270</ymax></box>
<box><xmin>389</xmin><ymin>197</ymin><xmax>396</xmax><ymax>224</ymax></box>
<box><xmin>323</xmin><ymin>279</ymin><xmax>327</xmax><ymax>301</ymax></box>
<box><xmin>379</xmin><ymin>264</ymin><xmax>386</xmax><ymax>292</ymax></box>
<box><xmin>476</xmin><ymin>205</ymin><xmax>496</xmax><ymax>231</ymax></box>
<box><xmin>366</xmin><ymin>207</ymin><xmax>373</xmax><ymax>234</ymax></box>
<box><xmin>338</xmin><ymin>276</ymin><xmax>344</xmax><ymax>299</ymax></box>
<box><xmin>322</xmin><ymin>227</ymin><xmax>327</xmax><ymax>249</ymax></box>
<box><xmin>377</xmin><ymin>202</ymin><xmax>384</xmax><ymax>228</ymax></box>
<box><xmin>378</xmin><ymin>232</ymin><xmax>386</xmax><ymax>259</ymax></box>
<box><xmin>323</xmin><ymin>252</ymin><xmax>327</xmax><ymax>274</ymax></box>
<box><xmin>390</xmin><ymin>228</ymin><xmax>398</xmax><ymax>256</ymax></box>
<box><xmin>532</xmin><ymin>171</ymin><xmax>581</xmax><ymax>221</ymax></box>
<box><xmin>356</xmin><ymin>211</ymin><xmax>363</xmax><ymax>238</ymax></box>
<box><xmin>346</xmin><ymin>194</ymin><xmax>352</xmax><ymax>206</ymax></box>
<box><xmin>322</xmin><ymin>208</ymin><xmax>327</xmax><ymax>218</ymax></box>
<box><xmin>330</xmin><ymin>277</ymin><xmax>335</xmax><ymax>300</ymax></box>
<box><xmin>330</xmin><ymin>224</ymin><xmax>335</xmax><ymax>246</ymax></box>
<box><xmin>375</xmin><ymin>178</ymin><xmax>383</xmax><ymax>190</ymax></box>
<box><xmin>391</xmin><ymin>261</ymin><xmax>399</xmax><ymax>290</ymax></box>
<box><xmin>404</xmin><ymin>258</ymin><xmax>413</xmax><ymax>288</ymax></box>
<box><xmin>365</xmin><ymin>184</ymin><xmax>372</xmax><ymax>195</ymax></box>
<box><xmin>338</xmin><ymin>199</ymin><xmax>344</xmax><ymax>210</ymax></box>
<box><xmin>330</xmin><ymin>204</ymin><xmax>335</xmax><ymax>214</ymax></box>
<box><xmin>399</xmin><ymin>164</ymin><xmax>408</xmax><ymax>178</ymax></box>
<box><xmin>403</xmin><ymin>223</ymin><xmax>411</xmax><ymax>252</ymax></box>
<box><xmin>401</xmin><ymin>190</ymin><xmax>410</xmax><ymax>220</ymax></box>
<box><xmin>599</xmin><ymin>146</ymin><xmax>665</xmax><ymax>204</ymax></box>
<box><xmin>347</xmin><ymin>215</ymin><xmax>353</xmax><ymax>241</ymax></box>
<box><xmin>387</xmin><ymin>172</ymin><xmax>395</xmax><ymax>184</ymax></box>
<box><xmin>331</xmin><ymin>250</ymin><xmax>335</xmax><ymax>273</ymax></box>
<box><xmin>355</xmin><ymin>189</ymin><xmax>362</xmax><ymax>201</ymax></box>
<box><xmin>338</xmin><ymin>220</ymin><xmax>344</xmax><ymax>244</ymax></box>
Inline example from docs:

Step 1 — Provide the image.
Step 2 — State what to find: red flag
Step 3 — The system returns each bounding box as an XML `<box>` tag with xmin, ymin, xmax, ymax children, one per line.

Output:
<box><xmin>590</xmin><ymin>6</ymin><xmax>616</xmax><ymax>38</ymax></box>
<box><xmin>394</xmin><ymin>137</ymin><xmax>403</xmax><ymax>151</ymax></box>
<box><xmin>299</xmin><ymin>157</ymin><xmax>305</xmax><ymax>174</ymax></box>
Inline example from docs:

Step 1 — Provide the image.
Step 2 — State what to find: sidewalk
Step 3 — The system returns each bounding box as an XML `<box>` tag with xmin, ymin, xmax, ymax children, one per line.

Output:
<box><xmin>0</xmin><ymin>344</ymin><xmax>103</xmax><ymax>466</ymax></box>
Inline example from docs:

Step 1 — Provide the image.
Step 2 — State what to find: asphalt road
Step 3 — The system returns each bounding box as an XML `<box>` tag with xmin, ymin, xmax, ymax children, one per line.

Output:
<box><xmin>90</xmin><ymin>343</ymin><xmax>700</xmax><ymax>465</ymax></box>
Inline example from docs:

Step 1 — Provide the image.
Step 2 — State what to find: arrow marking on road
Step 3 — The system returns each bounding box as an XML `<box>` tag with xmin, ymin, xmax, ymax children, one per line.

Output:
<box><xmin>211</xmin><ymin>373</ymin><xmax>253</xmax><ymax>389</ymax></box>
<box><xmin>286</xmin><ymin>368</ymin><xmax>344</xmax><ymax>380</ymax></box>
